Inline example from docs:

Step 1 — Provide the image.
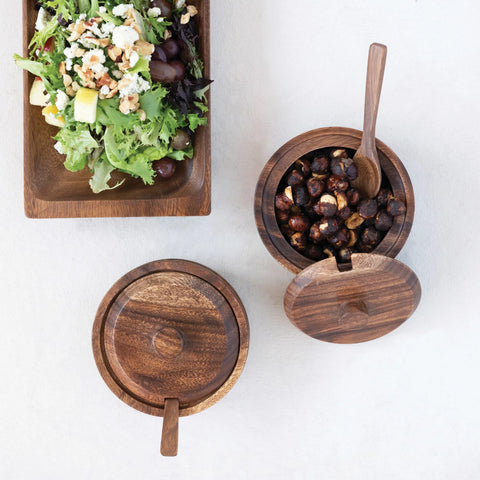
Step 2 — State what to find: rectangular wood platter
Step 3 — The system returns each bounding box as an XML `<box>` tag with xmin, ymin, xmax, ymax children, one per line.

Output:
<box><xmin>23</xmin><ymin>0</ymin><xmax>211</xmax><ymax>218</ymax></box>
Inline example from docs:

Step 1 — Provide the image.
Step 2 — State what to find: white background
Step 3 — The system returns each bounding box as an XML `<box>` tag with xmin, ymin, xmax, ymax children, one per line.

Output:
<box><xmin>1</xmin><ymin>0</ymin><xmax>479</xmax><ymax>478</ymax></box>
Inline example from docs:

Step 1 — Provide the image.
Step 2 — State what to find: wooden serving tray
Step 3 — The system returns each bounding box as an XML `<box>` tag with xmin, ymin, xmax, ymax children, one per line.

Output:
<box><xmin>23</xmin><ymin>0</ymin><xmax>210</xmax><ymax>218</ymax></box>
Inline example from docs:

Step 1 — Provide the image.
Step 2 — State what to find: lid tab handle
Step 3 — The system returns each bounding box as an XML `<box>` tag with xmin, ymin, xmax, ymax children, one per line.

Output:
<box><xmin>161</xmin><ymin>398</ymin><xmax>180</xmax><ymax>456</ymax></box>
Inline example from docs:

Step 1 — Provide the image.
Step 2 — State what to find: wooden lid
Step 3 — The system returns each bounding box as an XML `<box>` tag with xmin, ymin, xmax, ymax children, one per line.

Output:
<box><xmin>284</xmin><ymin>254</ymin><xmax>421</xmax><ymax>344</ymax></box>
<box><xmin>93</xmin><ymin>260</ymin><xmax>249</xmax><ymax>418</ymax></box>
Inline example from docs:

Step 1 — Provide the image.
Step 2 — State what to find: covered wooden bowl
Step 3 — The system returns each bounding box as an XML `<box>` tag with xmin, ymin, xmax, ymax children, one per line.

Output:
<box><xmin>92</xmin><ymin>260</ymin><xmax>249</xmax><ymax>456</ymax></box>
<box><xmin>255</xmin><ymin>127</ymin><xmax>421</xmax><ymax>344</ymax></box>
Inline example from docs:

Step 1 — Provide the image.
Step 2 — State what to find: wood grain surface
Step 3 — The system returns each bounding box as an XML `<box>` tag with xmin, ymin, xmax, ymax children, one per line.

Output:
<box><xmin>103</xmin><ymin>271</ymin><xmax>239</xmax><ymax>406</ymax></box>
<box><xmin>92</xmin><ymin>260</ymin><xmax>249</xmax><ymax>418</ymax></box>
<box><xmin>254</xmin><ymin>127</ymin><xmax>415</xmax><ymax>274</ymax></box>
<box><xmin>161</xmin><ymin>398</ymin><xmax>179</xmax><ymax>456</ymax></box>
<box><xmin>351</xmin><ymin>43</ymin><xmax>387</xmax><ymax>198</ymax></box>
<box><xmin>23</xmin><ymin>0</ymin><xmax>211</xmax><ymax>218</ymax></box>
<box><xmin>284</xmin><ymin>254</ymin><xmax>421</xmax><ymax>344</ymax></box>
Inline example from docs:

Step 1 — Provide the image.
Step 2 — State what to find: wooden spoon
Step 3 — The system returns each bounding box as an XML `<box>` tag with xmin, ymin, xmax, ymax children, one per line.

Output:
<box><xmin>351</xmin><ymin>43</ymin><xmax>388</xmax><ymax>198</ymax></box>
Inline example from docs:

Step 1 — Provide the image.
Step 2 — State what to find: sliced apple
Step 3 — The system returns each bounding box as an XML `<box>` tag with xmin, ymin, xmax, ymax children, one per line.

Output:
<box><xmin>30</xmin><ymin>78</ymin><xmax>50</xmax><ymax>107</ymax></box>
<box><xmin>74</xmin><ymin>87</ymin><xmax>99</xmax><ymax>124</ymax></box>
<box><xmin>42</xmin><ymin>104</ymin><xmax>66</xmax><ymax>127</ymax></box>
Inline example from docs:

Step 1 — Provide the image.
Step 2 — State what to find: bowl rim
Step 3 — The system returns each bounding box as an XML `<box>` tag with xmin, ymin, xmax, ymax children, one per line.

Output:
<box><xmin>254</xmin><ymin>127</ymin><xmax>415</xmax><ymax>274</ymax></box>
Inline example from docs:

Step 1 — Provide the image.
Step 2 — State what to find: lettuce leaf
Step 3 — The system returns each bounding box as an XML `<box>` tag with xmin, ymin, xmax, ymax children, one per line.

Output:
<box><xmin>88</xmin><ymin>150</ymin><xmax>124</xmax><ymax>193</ymax></box>
<box><xmin>55</xmin><ymin>126</ymin><xmax>99</xmax><ymax>172</ymax></box>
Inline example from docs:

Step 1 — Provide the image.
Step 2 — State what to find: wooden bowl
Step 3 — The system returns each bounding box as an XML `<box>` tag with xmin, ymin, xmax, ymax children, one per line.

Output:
<box><xmin>254</xmin><ymin>127</ymin><xmax>415</xmax><ymax>274</ymax></box>
<box><xmin>22</xmin><ymin>0</ymin><xmax>210</xmax><ymax>218</ymax></box>
<box><xmin>92</xmin><ymin>260</ymin><xmax>249</xmax><ymax>455</ymax></box>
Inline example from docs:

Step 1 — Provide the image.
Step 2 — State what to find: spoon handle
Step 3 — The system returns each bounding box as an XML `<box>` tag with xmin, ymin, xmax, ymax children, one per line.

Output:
<box><xmin>362</xmin><ymin>43</ymin><xmax>387</xmax><ymax>146</ymax></box>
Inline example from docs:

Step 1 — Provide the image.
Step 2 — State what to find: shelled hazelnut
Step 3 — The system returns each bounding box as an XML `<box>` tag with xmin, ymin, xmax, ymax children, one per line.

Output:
<box><xmin>274</xmin><ymin>147</ymin><xmax>406</xmax><ymax>264</ymax></box>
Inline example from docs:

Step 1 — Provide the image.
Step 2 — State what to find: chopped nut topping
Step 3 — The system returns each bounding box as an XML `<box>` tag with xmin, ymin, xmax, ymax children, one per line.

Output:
<box><xmin>59</xmin><ymin>61</ymin><xmax>66</xmax><ymax>75</ymax></box>
<box><xmin>134</xmin><ymin>40</ymin><xmax>155</xmax><ymax>56</ymax></box>
<box><xmin>187</xmin><ymin>5</ymin><xmax>198</xmax><ymax>16</ymax></box>
<box><xmin>63</xmin><ymin>74</ymin><xmax>72</xmax><ymax>87</ymax></box>
<box><xmin>84</xmin><ymin>36</ymin><xmax>110</xmax><ymax>48</ymax></box>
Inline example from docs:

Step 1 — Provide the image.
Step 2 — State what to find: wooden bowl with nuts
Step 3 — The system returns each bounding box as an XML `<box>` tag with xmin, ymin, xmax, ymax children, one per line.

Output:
<box><xmin>255</xmin><ymin>127</ymin><xmax>421</xmax><ymax>344</ymax></box>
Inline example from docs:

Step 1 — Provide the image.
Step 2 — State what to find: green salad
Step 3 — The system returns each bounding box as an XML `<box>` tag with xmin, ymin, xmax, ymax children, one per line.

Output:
<box><xmin>15</xmin><ymin>0</ymin><xmax>210</xmax><ymax>193</ymax></box>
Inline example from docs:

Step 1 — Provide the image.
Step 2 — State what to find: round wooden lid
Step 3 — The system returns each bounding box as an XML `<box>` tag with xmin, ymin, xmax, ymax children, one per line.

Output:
<box><xmin>93</xmin><ymin>260</ymin><xmax>249</xmax><ymax>418</ymax></box>
<box><xmin>284</xmin><ymin>254</ymin><xmax>421</xmax><ymax>344</ymax></box>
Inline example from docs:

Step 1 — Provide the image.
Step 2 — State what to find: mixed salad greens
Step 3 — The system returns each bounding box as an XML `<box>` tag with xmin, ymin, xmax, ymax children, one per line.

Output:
<box><xmin>15</xmin><ymin>0</ymin><xmax>210</xmax><ymax>193</ymax></box>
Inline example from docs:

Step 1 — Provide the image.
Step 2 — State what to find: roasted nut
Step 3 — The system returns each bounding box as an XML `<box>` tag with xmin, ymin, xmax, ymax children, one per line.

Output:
<box><xmin>376</xmin><ymin>188</ymin><xmax>392</xmax><ymax>207</ymax></box>
<box><xmin>358</xmin><ymin>241</ymin><xmax>374</xmax><ymax>253</ymax></box>
<box><xmin>346</xmin><ymin>230</ymin><xmax>358</xmax><ymax>247</ymax></box>
<box><xmin>313</xmin><ymin>194</ymin><xmax>337</xmax><ymax>217</ymax></box>
<box><xmin>345</xmin><ymin>163</ymin><xmax>358</xmax><ymax>181</ymax></box>
<box><xmin>323</xmin><ymin>245</ymin><xmax>336</xmax><ymax>258</ymax></box>
<box><xmin>358</xmin><ymin>199</ymin><xmax>378</xmax><ymax>219</ymax></box>
<box><xmin>346</xmin><ymin>188</ymin><xmax>360</xmax><ymax>206</ymax></box>
<box><xmin>134</xmin><ymin>40</ymin><xmax>155</xmax><ymax>56</ymax></box>
<box><xmin>280</xmin><ymin>224</ymin><xmax>294</xmax><ymax>237</ymax></box>
<box><xmin>361</xmin><ymin>227</ymin><xmax>380</xmax><ymax>245</ymax></box>
<box><xmin>276</xmin><ymin>209</ymin><xmax>290</xmax><ymax>224</ymax></box>
<box><xmin>334</xmin><ymin>191</ymin><xmax>348</xmax><ymax>211</ymax></box>
<box><xmin>275</xmin><ymin>186</ymin><xmax>294</xmax><ymax>211</ymax></box>
<box><xmin>338</xmin><ymin>206</ymin><xmax>352</xmax><ymax>221</ymax></box>
<box><xmin>286</xmin><ymin>170</ymin><xmax>304</xmax><ymax>187</ymax></box>
<box><xmin>319</xmin><ymin>217</ymin><xmax>339</xmax><ymax>237</ymax></box>
<box><xmin>288</xmin><ymin>214</ymin><xmax>310</xmax><ymax>232</ymax></box>
<box><xmin>309</xmin><ymin>222</ymin><xmax>324</xmax><ymax>244</ymax></box>
<box><xmin>326</xmin><ymin>176</ymin><xmax>349</xmax><ymax>192</ymax></box>
<box><xmin>306</xmin><ymin>177</ymin><xmax>324</xmax><ymax>198</ymax></box>
<box><xmin>293</xmin><ymin>185</ymin><xmax>310</xmax><ymax>206</ymax></box>
<box><xmin>330</xmin><ymin>148</ymin><xmax>348</xmax><ymax>159</ymax></box>
<box><xmin>328</xmin><ymin>228</ymin><xmax>349</xmax><ymax>249</ymax></box>
<box><xmin>337</xmin><ymin>247</ymin><xmax>352</xmax><ymax>263</ymax></box>
<box><xmin>289</xmin><ymin>232</ymin><xmax>308</xmax><ymax>251</ymax></box>
<box><xmin>311</xmin><ymin>155</ymin><xmax>329</xmax><ymax>174</ymax></box>
<box><xmin>305</xmin><ymin>244</ymin><xmax>324</xmax><ymax>260</ymax></box>
<box><xmin>330</xmin><ymin>158</ymin><xmax>346</xmax><ymax>178</ymax></box>
<box><xmin>387</xmin><ymin>198</ymin><xmax>406</xmax><ymax>216</ymax></box>
<box><xmin>345</xmin><ymin>212</ymin><xmax>364</xmax><ymax>230</ymax></box>
<box><xmin>375</xmin><ymin>210</ymin><xmax>393</xmax><ymax>232</ymax></box>
<box><xmin>295</xmin><ymin>159</ymin><xmax>311</xmax><ymax>177</ymax></box>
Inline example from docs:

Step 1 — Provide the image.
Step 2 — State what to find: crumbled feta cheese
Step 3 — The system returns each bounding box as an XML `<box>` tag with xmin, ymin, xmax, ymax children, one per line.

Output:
<box><xmin>112</xmin><ymin>25</ymin><xmax>139</xmax><ymax>49</ymax></box>
<box><xmin>175</xmin><ymin>0</ymin><xmax>186</xmax><ymax>8</ymax></box>
<box><xmin>100</xmin><ymin>85</ymin><xmax>110</xmax><ymax>96</ymax></box>
<box><xmin>79</xmin><ymin>13</ymin><xmax>87</xmax><ymax>21</ymax></box>
<box><xmin>83</xmin><ymin>49</ymin><xmax>106</xmax><ymax>66</ymax></box>
<box><xmin>35</xmin><ymin>7</ymin><xmax>52</xmax><ymax>31</ymax></box>
<box><xmin>55</xmin><ymin>90</ymin><xmax>69</xmax><ymax>111</ymax></box>
<box><xmin>102</xmin><ymin>22</ymin><xmax>116</xmax><ymax>36</ymax></box>
<box><xmin>82</xmin><ymin>49</ymin><xmax>108</xmax><ymax>75</ymax></box>
<box><xmin>87</xmin><ymin>22</ymin><xmax>108</xmax><ymax>39</ymax></box>
<box><xmin>147</xmin><ymin>7</ymin><xmax>162</xmax><ymax>17</ymax></box>
<box><xmin>129</xmin><ymin>50</ymin><xmax>139</xmax><ymax>68</ymax></box>
<box><xmin>99</xmin><ymin>6</ymin><xmax>107</xmax><ymax>13</ymax></box>
<box><xmin>119</xmin><ymin>72</ymin><xmax>150</xmax><ymax>97</ymax></box>
<box><xmin>157</xmin><ymin>17</ymin><xmax>165</xmax><ymax>23</ymax></box>
<box><xmin>78</xmin><ymin>33</ymin><xmax>96</xmax><ymax>49</ymax></box>
<box><xmin>64</xmin><ymin>42</ymin><xmax>80</xmax><ymax>59</ymax></box>
<box><xmin>112</xmin><ymin>70</ymin><xmax>123</xmax><ymax>80</ymax></box>
<box><xmin>65</xmin><ymin>58</ymin><xmax>73</xmax><ymax>71</ymax></box>
<box><xmin>112</xmin><ymin>4</ymin><xmax>133</xmax><ymax>18</ymax></box>
<box><xmin>54</xmin><ymin>141</ymin><xmax>64</xmax><ymax>154</ymax></box>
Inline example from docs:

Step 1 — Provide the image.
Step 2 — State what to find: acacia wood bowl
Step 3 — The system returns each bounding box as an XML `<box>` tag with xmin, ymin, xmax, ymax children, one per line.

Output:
<box><xmin>22</xmin><ymin>0</ymin><xmax>211</xmax><ymax>218</ymax></box>
<box><xmin>255</xmin><ymin>127</ymin><xmax>415</xmax><ymax>274</ymax></box>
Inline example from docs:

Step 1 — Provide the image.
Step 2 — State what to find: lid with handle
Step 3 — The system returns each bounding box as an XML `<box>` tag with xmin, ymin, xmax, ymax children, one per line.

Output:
<box><xmin>92</xmin><ymin>259</ymin><xmax>249</xmax><ymax>456</ymax></box>
<box><xmin>284</xmin><ymin>253</ymin><xmax>421</xmax><ymax>344</ymax></box>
